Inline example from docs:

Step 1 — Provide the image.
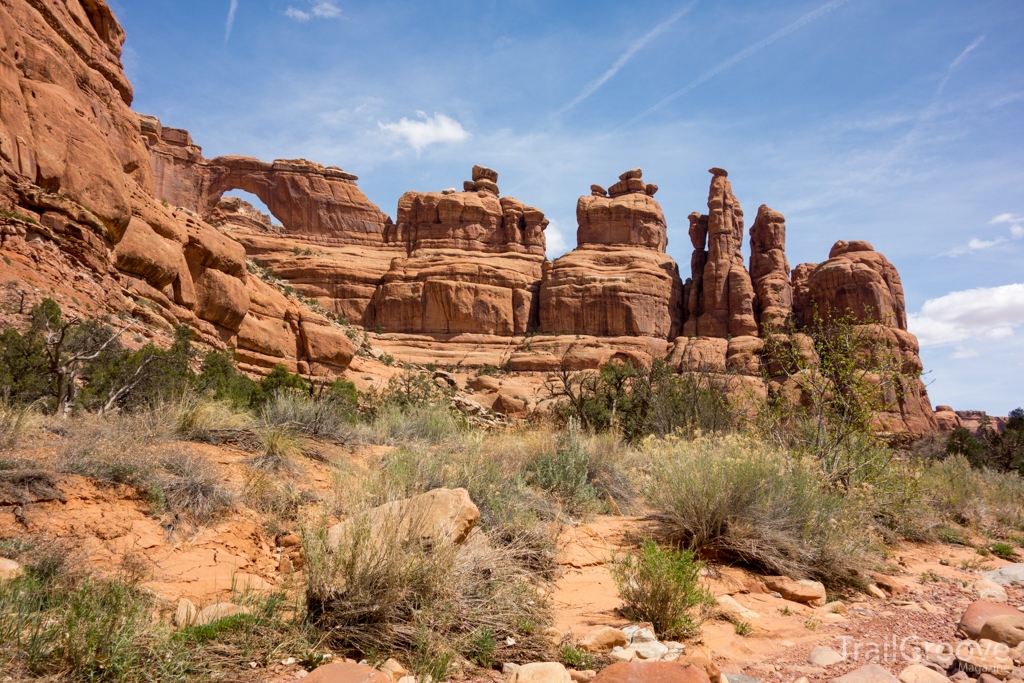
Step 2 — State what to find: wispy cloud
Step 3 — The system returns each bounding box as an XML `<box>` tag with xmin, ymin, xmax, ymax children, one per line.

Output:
<box><xmin>286</xmin><ymin>2</ymin><xmax>341</xmax><ymax>22</ymax></box>
<box><xmin>378</xmin><ymin>112</ymin><xmax>471</xmax><ymax>153</ymax></box>
<box><xmin>544</xmin><ymin>219</ymin><xmax>570</xmax><ymax>258</ymax></box>
<box><xmin>909</xmin><ymin>283</ymin><xmax>1024</xmax><ymax>345</ymax></box>
<box><xmin>948</xmin><ymin>213</ymin><xmax>1024</xmax><ymax>255</ymax></box>
<box><xmin>937</xmin><ymin>35</ymin><xmax>985</xmax><ymax>94</ymax></box>
<box><xmin>620</xmin><ymin>0</ymin><xmax>852</xmax><ymax>128</ymax></box>
<box><xmin>556</xmin><ymin>2</ymin><xmax>697</xmax><ymax>116</ymax></box>
<box><xmin>225</xmin><ymin>0</ymin><xmax>238</xmax><ymax>43</ymax></box>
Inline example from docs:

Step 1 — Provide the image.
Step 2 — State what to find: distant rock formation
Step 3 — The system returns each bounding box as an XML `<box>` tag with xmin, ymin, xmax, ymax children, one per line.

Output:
<box><xmin>539</xmin><ymin>169</ymin><xmax>684</xmax><ymax>338</ymax></box>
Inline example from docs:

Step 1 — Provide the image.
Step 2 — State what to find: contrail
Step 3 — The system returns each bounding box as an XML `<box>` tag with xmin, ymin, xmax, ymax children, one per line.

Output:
<box><xmin>937</xmin><ymin>35</ymin><xmax>984</xmax><ymax>94</ymax></box>
<box><xmin>225</xmin><ymin>0</ymin><xmax>239</xmax><ymax>43</ymax></box>
<box><xmin>618</xmin><ymin>0</ymin><xmax>853</xmax><ymax>129</ymax></box>
<box><xmin>556</xmin><ymin>2</ymin><xmax>698</xmax><ymax>116</ymax></box>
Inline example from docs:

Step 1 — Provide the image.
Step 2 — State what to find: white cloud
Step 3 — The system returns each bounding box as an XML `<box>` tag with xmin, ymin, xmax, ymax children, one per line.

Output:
<box><xmin>377</xmin><ymin>113</ymin><xmax>471</xmax><ymax>153</ymax></box>
<box><xmin>312</xmin><ymin>2</ymin><xmax>341</xmax><ymax>18</ymax></box>
<box><xmin>948</xmin><ymin>236</ymin><xmax>1007</xmax><ymax>256</ymax></box>
<box><xmin>545</xmin><ymin>219</ymin><xmax>571</xmax><ymax>259</ymax></box>
<box><xmin>948</xmin><ymin>213</ymin><xmax>1024</xmax><ymax>255</ymax></box>
<box><xmin>991</xmin><ymin>212</ymin><xmax>1024</xmax><ymax>240</ymax></box>
<box><xmin>286</xmin><ymin>2</ymin><xmax>340</xmax><ymax>22</ymax></box>
<box><xmin>225</xmin><ymin>0</ymin><xmax>239</xmax><ymax>43</ymax></box>
<box><xmin>908</xmin><ymin>283</ymin><xmax>1024</xmax><ymax>346</ymax></box>
<box><xmin>937</xmin><ymin>35</ymin><xmax>985</xmax><ymax>94</ymax></box>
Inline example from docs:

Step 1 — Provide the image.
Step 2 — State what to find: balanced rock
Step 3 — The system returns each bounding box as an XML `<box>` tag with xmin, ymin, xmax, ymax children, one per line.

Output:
<box><xmin>539</xmin><ymin>171</ymin><xmax>683</xmax><ymax>338</ymax></box>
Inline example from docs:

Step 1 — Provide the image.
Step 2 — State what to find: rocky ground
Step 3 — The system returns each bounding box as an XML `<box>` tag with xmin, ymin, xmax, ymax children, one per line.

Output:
<box><xmin>2</xmin><ymin>432</ymin><xmax>1022</xmax><ymax>683</ymax></box>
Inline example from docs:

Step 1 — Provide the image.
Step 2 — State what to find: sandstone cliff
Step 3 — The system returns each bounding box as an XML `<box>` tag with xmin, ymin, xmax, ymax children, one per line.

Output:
<box><xmin>0</xmin><ymin>0</ymin><xmax>353</xmax><ymax>377</ymax></box>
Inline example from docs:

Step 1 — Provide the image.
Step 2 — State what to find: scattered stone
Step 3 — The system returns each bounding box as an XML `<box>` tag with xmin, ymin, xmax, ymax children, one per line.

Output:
<box><xmin>724</xmin><ymin>675</ymin><xmax>760</xmax><ymax>683</ymax></box>
<box><xmin>505</xmin><ymin>663</ymin><xmax>522</xmax><ymax>675</ymax></box>
<box><xmin>609</xmin><ymin>647</ymin><xmax>636</xmax><ymax>663</ymax></box>
<box><xmin>897</xmin><ymin>664</ymin><xmax>950</xmax><ymax>683</ymax></box>
<box><xmin>0</xmin><ymin>558</ymin><xmax>23</xmax><ymax>581</ymax></box>
<box><xmin>302</xmin><ymin>662</ymin><xmax>390</xmax><ymax>683</ymax></box>
<box><xmin>795</xmin><ymin>678</ymin><xmax>810</xmax><ymax>683</ymax></box>
<box><xmin>984</xmin><ymin>565</ymin><xmax>1024</xmax><ymax>587</ymax></box>
<box><xmin>808</xmin><ymin>647</ymin><xmax>845</xmax><ymax>667</ymax></box>
<box><xmin>762</xmin><ymin>577</ymin><xmax>827</xmax><ymax>607</ymax></box>
<box><xmin>681</xmin><ymin>652</ymin><xmax>720</xmax><ymax>680</ymax></box>
<box><xmin>980</xmin><ymin>615</ymin><xmax>1024</xmax><ymax>648</ymax></box>
<box><xmin>580</xmin><ymin>626</ymin><xmax>628</xmax><ymax>653</ymax></box>
<box><xmin>543</xmin><ymin>627</ymin><xmax>565</xmax><ymax>647</ymax></box>
<box><xmin>593</xmin><ymin>662</ymin><xmax>713</xmax><ymax>683</ymax></box>
<box><xmin>978</xmin><ymin>674</ymin><xmax>1002</xmax><ymax>683</ymax></box>
<box><xmin>959</xmin><ymin>601</ymin><xmax>1024</xmax><ymax>639</ymax></box>
<box><xmin>327</xmin><ymin>488</ymin><xmax>480</xmax><ymax>549</ymax></box>
<box><xmin>623</xmin><ymin>625</ymin><xmax>657</xmax><ymax>644</ymax></box>
<box><xmin>193</xmin><ymin>603</ymin><xmax>251</xmax><ymax>627</ymax></box>
<box><xmin>278</xmin><ymin>533</ymin><xmax>301</xmax><ymax>548</ymax></box>
<box><xmin>975</xmin><ymin>578</ymin><xmax>1010</xmax><ymax>603</ymax></box>
<box><xmin>866</xmin><ymin>584</ymin><xmax>888</xmax><ymax>600</ymax></box>
<box><xmin>174</xmin><ymin>597</ymin><xmax>196</xmax><ymax>627</ymax></box>
<box><xmin>717</xmin><ymin>595</ymin><xmax>762</xmax><ymax>620</ymax></box>
<box><xmin>510</xmin><ymin>662</ymin><xmax>572</xmax><ymax>683</ymax></box>
<box><xmin>829</xmin><ymin>664</ymin><xmax>901</xmax><ymax>683</ymax></box>
<box><xmin>632</xmin><ymin>639</ymin><xmax>670</xmax><ymax>661</ymax></box>
<box><xmin>955</xmin><ymin>639</ymin><xmax>1015</xmax><ymax>678</ymax></box>
<box><xmin>570</xmin><ymin>671</ymin><xmax>597</xmax><ymax>683</ymax></box>
<box><xmin>379</xmin><ymin>658</ymin><xmax>408</xmax><ymax>682</ymax></box>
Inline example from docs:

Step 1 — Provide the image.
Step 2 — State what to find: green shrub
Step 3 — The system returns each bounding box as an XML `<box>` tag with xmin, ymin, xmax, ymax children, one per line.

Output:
<box><xmin>989</xmin><ymin>542</ymin><xmax>1017</xmax><ymax>560</ymax></box>
<box><xmin>560</xmin><ymin>644</ymin><xmax>596</xmax><ymax>670</ymax></box>
<box><xmin>609</xmin><ymin>539</ymin><xmax>712</xmax><ymax>639</ymax></box>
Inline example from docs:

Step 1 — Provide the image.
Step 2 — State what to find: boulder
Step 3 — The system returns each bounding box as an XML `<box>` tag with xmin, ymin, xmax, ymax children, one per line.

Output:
<box><xmin>808</xmin><ymin>647</ymin><xmax>845</xmax><ymax>667</ymax></box>
<box><xmin>959</xmin><ymin>601</ymin><xmax>1023</xmax><ymax>639</ymax></box>
<box><xmin>829</xmin><ymin>664</ymin><xmax>901</xmax><ymax>683</ymax></box>
<box><xmin>955</xmin><ymin>639</ymin><xmax>1015</xmax><ymax>678</ymax></box>
<box><xmin>299</xmin><ymin>319</ymin><xmax>355</xmax><ymax>369</ymax></box>
<box><xmin>510</xmin><ymin>662</ymin><xmax>573</xmax><ymax>683</ymax></box>
<box><xmin>114</xmin><ymin>217</ymin><xmax>192</xmax><ymax>293</ymax></box>
<box><xmin>975</xmin><ymin>578</ymin><xmax>1009</xmax><ymax>603</ymax></box>
<box><xmin>980</xmin><ymin>615</ymin><xmax>1024</xmax><ymax>648</ymax></box>
<box><xmin>174</xmin><ymin>598</ymin><xmax>196</xmax><ymax>627</ymax></box>
<box><xmin>579</xmin><ymin>626</ymin><xmax>629</xmax><ymax>653</ymax></box>
<box><xmin>302</xmin><ymin>661</ymin><xmax>390</xmax><ymax>683</ymax></box>
<box><xmin>761</xmin><ymin>576</ymin><xmax>827</xmax><ymax>607</ymax></box>
<box><xmin>191</xmin><ymin>265</ymin><xmax>250</xmax><ymax>331</ymax></box>
<box><xmin>984</xmin><ymin>564</ymin><xmax>1024</xmax><ymax>587</ymax></box>
<box><xmin>897</xmin><ymin>665</ymin><xmax>949</xmax><ymax>683</ymax></box>
<box><xmin>327</xmin><ymin>488</ymin><xmax>480</xmax><ymax>549</ymax></box>
<box><xmin>679</xmin><ymin>652</ymin><xmax>720</xmax><ymax>680</ymax></box>
<box><xmin>592</xmin><ymin>661</ymin><xmax>713</xmax><ymax>683</ymax></box>
<box><xmin>633</xmin><ymin>639</ymin><xmax>670</xmax><ymax>661</ymax></box>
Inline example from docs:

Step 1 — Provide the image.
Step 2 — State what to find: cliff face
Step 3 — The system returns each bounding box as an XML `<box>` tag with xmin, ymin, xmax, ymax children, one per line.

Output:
<box><xmin>0</xmin><ymin>0</ymin><xmax>354</xmax><ymax>377</ymax></box>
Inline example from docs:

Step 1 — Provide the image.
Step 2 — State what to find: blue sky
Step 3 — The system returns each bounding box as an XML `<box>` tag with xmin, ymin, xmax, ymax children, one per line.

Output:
<box><xmin>112</xmin><ymin>0</ymin><xmax>1023</xmax><ymax>414</ymax></box>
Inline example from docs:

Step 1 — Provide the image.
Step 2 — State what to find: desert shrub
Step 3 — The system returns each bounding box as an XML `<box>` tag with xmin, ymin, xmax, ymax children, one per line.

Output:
<box><xmin>549</xmin><ymin>360</ymin><xmax>735</xmax><ymax>442</ymax></box>
<box><xmin>921</xmin><ymin>455</ymin><xmax>1024</xmax><ymax>530</ymax></box>
<box><xmin>250</xmin><ymin>422</ymin><xmax>305</xmax><ymax>471</ymax></box>
<box><xmin>644</xmin><ymin>434</ymin><xmax>872</xmax><ymax>585</ymax></box>
<box><xmin>56</xmin><ymin>411</ymin><xmax>171</xmax><ymax>487</ymax></box>
<box><xmin>609</xmin><ymin>540</ymin><xmax>712</xmax><ymax>639</ymax></box>
<box><xmin>260</xmin><ymin>382</ymin><xmax>358</xmax><ymax>441</ymax></box>
<box><xmin>560</xmin><ymin>644</ymin><xmax>596</xmax><ymax>670</ymax></box>
<box><xmin>156</xmin><ymin>448</ymin><xmax>234</xmax><ymax>524</ymax></box>
<box><xmin>194</xmin><ymin>349</ymin><xmax>259</xmax><ymax>408</ymax></box>
<box><xmin>247</xmin><ymin>364</ymin><xmax>310</xmax><ymax>409</ymax></box>
<box><xmin>174</xmin><ymin>394</ymin><xmax>252</xmax><ymax>443</ymax></box>
<box><xmin>947</xmin><ymin>409</ymin><xmax>1024</xmax><ymax>475</ymax></box>
<box><xmin>302</xmin><ymin>508</ymin><xmax>549</xmax><ymax>670</ymax></box>
<box><xmin>364</xmin><ymin>402</ymin><xmax>466</xmax><ymax>445</ymax></box>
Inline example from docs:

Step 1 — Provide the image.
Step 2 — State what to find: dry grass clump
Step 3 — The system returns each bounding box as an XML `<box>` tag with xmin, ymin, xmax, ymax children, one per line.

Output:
<box><xmin>644</xmin><ymin>434</ymin><xmax>873</xmax><ymax>586</ymax></box>
<box><xmin>155</xmin><ymin>447</ymin><xmax>234</xmax><ymax>525</ymax></box>
<box><xmin>174</xmin><ymin>395</ymin><xmax>252</xmax><ymax>443</ymax></box>
<box><xmin>243</xmin><ymin>470</ymin><xmax>318</xmax><ymax>537</ymax></box>
<box><xmin>359</xmin><ymin>402</ymin><xmax>468</xmax><ymax>445</ymax></box>
<box><xmin>303</xmin><ymin>508</ymin><xmax>550</xmax><ymax>679</ymax></box>
<box><xmin>0</xmin><ymin>400</ymin><xmax>33</xmax><ymax>451</ymax></box>
<box><xmin>56</xmin><ymin>411</ymin><xmax>171</xmax><ymax>487</ymax></box>
<box><xmin>260</xmin><ymin>390</ymin><xmax>355</xmax><ymax>442</ymax></box>
<box><xmin>249</xmin><ymin>422</ymin><xmax>306</xmax><ymax>471</ymax></box>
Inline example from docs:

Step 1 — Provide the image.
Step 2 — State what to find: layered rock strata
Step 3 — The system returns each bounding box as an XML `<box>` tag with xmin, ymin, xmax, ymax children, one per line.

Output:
<box><xmin>0</xmin><ymin>2</ymin><xmax>353</xmax><ymax>376</ymax></box>
<box><xmin>539</xmin><ymin>169</ymin><xmax>684</xmax><ymax>339</ymax></box>
<box><xmin>371</xmin><ymin>167</ymin><xmax>548</xmax><ymax>334</ymax></box>
<box><xmin>748</xmin><ymin>204</ymin><xmax>792</xmax><ymax>331</ymax></box>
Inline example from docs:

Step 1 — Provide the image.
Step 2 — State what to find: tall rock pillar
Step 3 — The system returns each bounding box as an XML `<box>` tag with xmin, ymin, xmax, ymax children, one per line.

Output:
<box><xmin>749</xmin><ymin>204</ymin><xmax>792</xmax><ymax>331</ymax></box>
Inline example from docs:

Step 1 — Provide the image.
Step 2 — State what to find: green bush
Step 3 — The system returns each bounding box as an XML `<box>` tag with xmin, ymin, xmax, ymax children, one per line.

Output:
<box><xmin>609</xmin><ymin>539</ymin><xmax>712</xmax><ymax>639</ymax></box>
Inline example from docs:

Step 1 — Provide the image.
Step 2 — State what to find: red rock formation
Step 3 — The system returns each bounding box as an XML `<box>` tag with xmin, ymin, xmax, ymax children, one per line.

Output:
<box><xmin>371</xmin><ymin>167</ymin><xmax>547</xmax><ymax>334</ymax></box>
<box><xmin>0</xmin><ymin>2</ymin><xmax>353</xmax><ymax>375</ymax></box>
<box><xmin>748</xmin><ymin>205</ymin><xmax>792</xmax><ymax>331</ymax></box>
<box><xmin>683</xmin><ymin>169</ymin><xmax>757</xmax><ymax>339</ymax></box>
<box><xmin>144</xmin><ymin>117</ymin><xmax>391</xmax><ymax>247</ymax></box>
<box><xmin>539</xmin><ymin>169</ymin><xmax>683</xmax><ymax>339</ymax></box>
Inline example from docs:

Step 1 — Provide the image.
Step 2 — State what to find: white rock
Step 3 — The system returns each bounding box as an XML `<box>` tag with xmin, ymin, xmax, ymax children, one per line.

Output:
<box><xmin>808</xmin><ymin>646</ymin><xmax>845</xmax><ymax>667</ymax></box>
<box><xmin>974</xmin><ymin>578</ymin><xmax>1009</xmax><ymax>603</ymax></box>
<box><xmin>504</xmin><ymin>662</ymin><xmax>521</xmax><ymax>675</ymax></box>
<box><xmin>608</xmin><ymin>647</ymin><xmax>636</xmax><ymax>663</ymax></box>
<box><xmin>632</xmin><ymin>639</ymin><xmax>670</xmax><ymax>660</ymax></box>
<box><xmin>718</xmin><ymin>594</ymin><xmax>762</xmax><ymax>620</ymax></box>
<box><xmin>866</xmin><ymin>584</ymin><xmax>887</xmax><ymax>600</ymax></box>
<box><xmin>984</xmin><ymin>564</ymin><xmax>1024</xmax><ymax>587</ymax></box>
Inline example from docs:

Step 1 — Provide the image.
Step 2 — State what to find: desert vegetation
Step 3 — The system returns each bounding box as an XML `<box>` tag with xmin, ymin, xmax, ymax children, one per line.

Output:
<box><xmin>0</xmin><ymin>300</ymin><xmax>1023</xmax><ymax>681</ymax></box>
